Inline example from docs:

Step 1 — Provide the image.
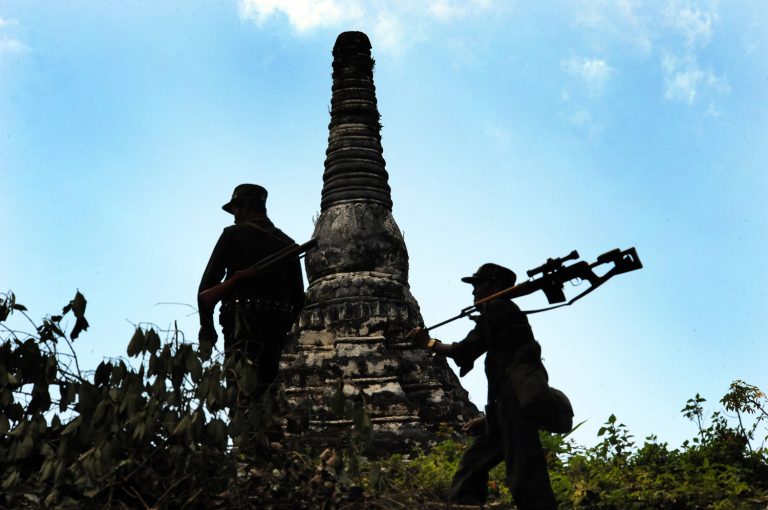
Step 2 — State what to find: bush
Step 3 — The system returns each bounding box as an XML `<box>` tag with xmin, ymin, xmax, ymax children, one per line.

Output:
<box><xmin>1</xmin><ymin>291</ymin><xmax>767</xmax><ymax>509</ymax></box>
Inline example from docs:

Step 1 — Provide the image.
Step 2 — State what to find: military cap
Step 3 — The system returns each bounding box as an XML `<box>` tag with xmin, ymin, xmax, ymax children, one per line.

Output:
<box><xmin>461</xmin><ymin>263</ymin><xmax>517</xmax><ymax>288</ymax></box>
<box><xmin>222</xmin><ymin>184</ymin><xmax>268</xmax><ymax>214</ymax></box>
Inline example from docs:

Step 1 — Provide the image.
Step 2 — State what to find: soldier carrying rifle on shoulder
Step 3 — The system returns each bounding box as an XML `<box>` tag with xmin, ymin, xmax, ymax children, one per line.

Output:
<box><xmin>198</xmin><ymin>184</ymin><xmax>306</xmax><ymax>409</ymax></box>
<box><xmin>408</xmin><ymin>263</ymin><xmax>563</xmax><ymax>509</ymax></box>
<box><xmin>408</xmin><ymin>245</ymin><xmax>641</xmax><ymax>507</ymax></box>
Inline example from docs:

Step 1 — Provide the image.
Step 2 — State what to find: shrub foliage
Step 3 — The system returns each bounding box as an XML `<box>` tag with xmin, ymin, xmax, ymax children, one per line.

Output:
<box><xmin>1</xmin><ymin>291</ymin><xmax>767</xmax><ymax>509</ymax></box>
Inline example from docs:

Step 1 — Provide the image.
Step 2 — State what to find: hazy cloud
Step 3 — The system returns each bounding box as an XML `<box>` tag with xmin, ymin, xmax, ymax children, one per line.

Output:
<box><xmin>562</xmin><ymin>57</ymin><xmax>613</xmax><ymax>96</ymax></box>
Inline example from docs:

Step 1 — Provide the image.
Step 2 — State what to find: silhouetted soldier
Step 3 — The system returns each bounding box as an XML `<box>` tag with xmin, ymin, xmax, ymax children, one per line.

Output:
<box><xmin>198</xmin><ymin>184</ymin><xmax>305</xmax><ymax>408</ymax></box>
<box><xmin>408</xmin><ymin>263</ymin><xmax>558</xmax><ymax>509</ymax></box>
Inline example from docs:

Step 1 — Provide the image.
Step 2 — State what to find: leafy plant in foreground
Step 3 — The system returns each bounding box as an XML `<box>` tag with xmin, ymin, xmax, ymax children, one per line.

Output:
<box><xmin>2</xmin><ymin>291</ymin><xmax>767</xmax><ymax>509</ymax></box>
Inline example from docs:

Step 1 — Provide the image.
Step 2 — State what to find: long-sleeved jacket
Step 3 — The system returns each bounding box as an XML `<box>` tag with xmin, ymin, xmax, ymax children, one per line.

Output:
<box><xmin>198</xmin><ymin>213</ymin><xmax>304</xmax><ymax>328</ymax></box>
<box><xmin>451</xmin><ymin>298</ymin><xmax>542</xmax><ymax>406</ymax></box>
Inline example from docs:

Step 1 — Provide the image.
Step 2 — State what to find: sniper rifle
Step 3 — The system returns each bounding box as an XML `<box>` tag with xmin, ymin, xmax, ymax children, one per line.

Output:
<box><xmin>425</xmin><ymin>246</ymin><xmax>642</xmax><ymax>332</ymax></box>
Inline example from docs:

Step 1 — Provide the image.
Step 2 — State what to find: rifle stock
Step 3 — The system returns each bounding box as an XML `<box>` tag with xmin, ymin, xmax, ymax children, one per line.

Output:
<box><xmin>198</xmin><ymin>238</ymin><xmax>318</xmax><ymax>314</ymax></box>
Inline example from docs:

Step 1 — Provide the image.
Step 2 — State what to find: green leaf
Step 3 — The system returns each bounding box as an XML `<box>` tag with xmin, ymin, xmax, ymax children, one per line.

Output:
<box><xmin>94</xmin><ymin>361</ymin><xmax>111</xmax><ymax>386</ymax></box>
<box><xmin>127</xmin><ymin>328</ymin><xmax>145</xmax><ymax>357</ymax></box>
<box><xmin>16</xmin><ymin>434</ymin><xmax>34</xmax><ymax>459</ymax></box>
<box><xmin>40</xmin><ymin>459</ymin><xmax>54</xmax><ymax>482</ymax></box>
<box><xmin>185</xmin><ymin>354</ymin><xmax>203</xmax><ymax>382</ymax></box>
<box><xmin>206</xmin><ymin>418</ymin><xmax>228</xmax><ymax>450</ymax></box>
<box><xmin>83</xmin><ymin>487</ymin><xmax>101</xmax><ymax>498</ymax></box>
<box><xmin>1</xmin><ymin>470</ymin><xmax>18</xmax><ymax>490</ymax></box>
<box><xmin>172</xmin><ymin>414</ymin><xmax>191</xmax><ymax>437</ymax></box>
<box><xmin>112</xmin><ymin>361</ymin><xmax>126</xmax><ymax>383</ymax></box>
<box><xmin>0</xmin><ymin>304</ymin><xmax>8</xmax><ymax>323</ymax></box>
<box><xmin>53</xmin><ymin>460</ymin><xmax>66</xmax><ymax>483</ymax></box>
<box><xmin>132</xmin><ymin>421</ymin><xmax>146</xmax><ymax>441</ymax></box>
<box><xmin>8</xmin><ymin>420</ymin><xmax>27</xmax><ymax>437</ymax></box>
<box><xmin>62</xmin><ymin>417</ymin><xmax>81</xmax><ymax>436</ymax></box>
<box><xmin>145</xmin><ymin>328</ymin><xmax>162</xmax><ymax>353</ymax></box>
<box><xmin>93</xmin><ymin>400</ymin><xmax>108</xmax><ymax>423</ymax></box>
<box><xmin>68</xmin><ymin>291</ymin><xmax>89</xmax><ymax>339</ymax></box>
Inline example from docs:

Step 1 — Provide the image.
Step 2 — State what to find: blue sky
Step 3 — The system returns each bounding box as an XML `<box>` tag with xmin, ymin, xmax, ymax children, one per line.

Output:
<box><xmin>2</xmin><ymin>1</ymin><xmax>766</xmax><ymax>449</ymax></box>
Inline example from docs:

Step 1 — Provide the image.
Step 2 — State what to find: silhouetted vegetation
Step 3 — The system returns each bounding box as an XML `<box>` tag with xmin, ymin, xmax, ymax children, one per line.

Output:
<box><xmin>1</xmin><ymin>291</ymin><xmax>766</xmax><ymax>508</ymax></box>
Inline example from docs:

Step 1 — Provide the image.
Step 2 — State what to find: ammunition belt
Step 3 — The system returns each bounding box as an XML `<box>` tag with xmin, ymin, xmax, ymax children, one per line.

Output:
<box><xmin>221</xmin><ymin>298</ymin><xmax>293</xmax><ymax>314</ymax></box>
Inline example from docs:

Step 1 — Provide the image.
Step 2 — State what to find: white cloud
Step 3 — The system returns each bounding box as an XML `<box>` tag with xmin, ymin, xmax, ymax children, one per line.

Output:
<box><xmin>562</xmin><ymin>57</ymin><xmax>613</xmax><ymax>96</ymax></box>
<box><xmin>570</xmin><ymin>1</ymin><xmax>728</xmax><ymax>112</ymax></box>
<box><xmin>483</xmin><ymin>122</ymin><xmax>512</xmax><ymax>146</ymax></box>
<box><xmin>238</xmin><ymin>0</ymin><xmax>364</xmax><ymax>32</ymax></box>
<box><xmin>661</xmin><ymin>53</ymin><xmax>729</xmax><ymax>105</ymax></box>
<box><xmin>663</xmin><ymin>65</ymin><xmax>703</xmax><ymax>104</ymax></box>
<box><xmin>237</xmin><ymin>0</ymin><xmax>497</xmax><ymax>53</ymax></box>
<box><xmin>570</xmin><ymin>109</ymin><xmax>593</xmax><ymax>127</ymax></box>
<box><xmin>571</xmin><ymin>0</ymin><xmax>654</xmax><ymax>54</ymax></box>
<box><xmin>0</xmin><ymin>15</ymin><xmax>27</xmax><ymax>55</ymax></box>
<box><xmin>0</xmin><ymin>36</ymin><xmax>26</xmax><ymax>54</ymax></box>
<box><xmin>372</xmin><ymin>11</ymin><xmax>406</xmax><ymax>55</ymax></box>
<box><xmin>567</xmin><ymin>108</ymin><xmax>604</xmax><ymax>138</ymax></box>
<box><xmin>663</xmin><ymin>0</ymin><xmax>718</xmax><ymax>48</ymax></box>
<box><xmin>428</xmin><ymin>0</ymin><xmax>492</xmax><ymax>21</ymax></box>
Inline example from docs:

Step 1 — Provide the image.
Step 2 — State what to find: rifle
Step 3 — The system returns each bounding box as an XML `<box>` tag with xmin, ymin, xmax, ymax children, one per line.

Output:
<box><xmin>425</xmin><ymin>247</ymin><xmax>642</xmax><ymax>332</ymax></box>
<box><xmin>197</xmin><ymin>238</ymin><xmax>318</xmax><ymax>315</ymax></box>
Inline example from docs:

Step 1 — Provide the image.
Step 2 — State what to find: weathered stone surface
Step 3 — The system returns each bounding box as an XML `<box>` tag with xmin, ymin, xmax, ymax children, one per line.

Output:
<box><xmin>281</xmin><ymin>31</ymin><xmax>478</xmax><ymax>453</ymax></box>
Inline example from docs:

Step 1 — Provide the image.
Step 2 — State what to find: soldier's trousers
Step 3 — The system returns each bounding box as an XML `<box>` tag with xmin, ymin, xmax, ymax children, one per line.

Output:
<box><xmin>219</xmin><ymin>305</ymin><xmax>294</xmax><ymax>406</ymax></box>
<box><xmin>449</xmin><ymin>401</ymin><xmax>557</xmax><ymax>509</ymax></box>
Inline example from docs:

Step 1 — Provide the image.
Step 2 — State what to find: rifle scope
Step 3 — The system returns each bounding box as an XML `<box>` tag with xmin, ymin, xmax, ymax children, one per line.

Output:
<box><xmin>527</xmin><ymin>250</ymin><xmax>579</xmax><ymax>278</ymax></box>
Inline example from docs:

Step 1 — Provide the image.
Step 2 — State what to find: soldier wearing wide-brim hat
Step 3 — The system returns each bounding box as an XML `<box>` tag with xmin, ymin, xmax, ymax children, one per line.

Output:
<box><xmin>408</xmin><ymin>262</ymin><xmax>559</xmax><ymax>509</ymax></box>
<box><xmin>198</xmin><ymin>183</ymin><xmax>305</xmax><ymax>416</ymax></box>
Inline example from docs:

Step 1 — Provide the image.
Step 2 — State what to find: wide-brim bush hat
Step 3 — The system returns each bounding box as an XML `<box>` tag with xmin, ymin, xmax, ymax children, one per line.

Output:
<box><xmin>222</xmin><ymin>184</ymin><xmax>268</xmax><ymax>214</ymax></box>
<box><xmin>461</xmin><ymin>263</ymin><xmax>517</xmax><ymax>288</ymax></box>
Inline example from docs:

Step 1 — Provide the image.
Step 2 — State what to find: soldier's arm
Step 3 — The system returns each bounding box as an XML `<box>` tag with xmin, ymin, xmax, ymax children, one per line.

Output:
<box><xmin>198</xmin><ymin>230</ymin><xmax>230</xmax><ymax>291</ymax></box>
<box><xmin>197</xmin><ymin>229</ymin><xmax>230</xmax><ymax>329</ymax></box>
<box><xmin>407</xmin><ymin>325</ymin><xmax>486</xmax><ymax>376</ymax></box>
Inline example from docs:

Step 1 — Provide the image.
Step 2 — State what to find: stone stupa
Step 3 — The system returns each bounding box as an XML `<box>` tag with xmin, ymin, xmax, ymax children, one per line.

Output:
<box><xmin>281</xmin><ymin>31</ymin><xmax>478</xmax><ymax>451</ymax></box>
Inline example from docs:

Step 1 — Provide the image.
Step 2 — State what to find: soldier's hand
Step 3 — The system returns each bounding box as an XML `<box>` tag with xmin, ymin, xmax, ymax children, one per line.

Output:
<box><xmin>198</xmin><ymin>326</ymin><xmax>217</xmax><ymax>359</ymax></box>
<box><xmin>406</xmin><ymin>327</ymin><xmax>430</xmax><ymax>348</ymax></box>
<box><xmin>462</xmin><ymin>415</ymin><xmax>487</xmax><ymax>436</ymax></box>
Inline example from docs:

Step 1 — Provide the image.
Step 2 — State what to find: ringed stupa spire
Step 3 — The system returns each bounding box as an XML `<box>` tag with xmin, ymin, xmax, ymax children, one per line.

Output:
<box><xmin>321</xmin><ymin>31</ymin><xmax>392</xmax><ymax>211</ymax></box>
